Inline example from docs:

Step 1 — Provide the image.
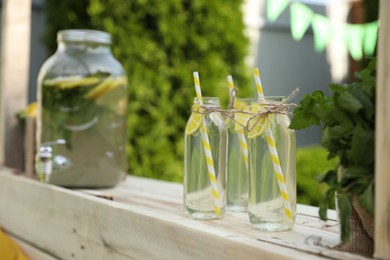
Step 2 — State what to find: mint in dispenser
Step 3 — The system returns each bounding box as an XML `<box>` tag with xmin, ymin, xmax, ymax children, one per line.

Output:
<box><xmin>36</xmin><ymin>30</ymin><xmax>128</xmax><ymax>188</ymax></box>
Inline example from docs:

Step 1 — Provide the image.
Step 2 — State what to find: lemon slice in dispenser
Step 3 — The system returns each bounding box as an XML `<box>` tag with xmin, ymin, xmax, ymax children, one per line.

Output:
<box><xmin>247</xmin><ymin>103</ymin><xmax>268</xmax><ymax>139</ymax></box>
<box><xmin>44</xmin><ymin>76</ymin><xmax>100</xmax><ymax>89</ymax></box>
<box><xmin>83</xmin><ymin>76</ymin><xmax>114</xmax><ymax>100</ymax></box>
<box><xmin>185</xmin><ymin>103</ymin><xmax>203</xmax><ymax>135</ymax></box>
<box><xmin>84</xmin><ymin>76</ymin><xmax>127</xmax><ymax>100</ymax></box>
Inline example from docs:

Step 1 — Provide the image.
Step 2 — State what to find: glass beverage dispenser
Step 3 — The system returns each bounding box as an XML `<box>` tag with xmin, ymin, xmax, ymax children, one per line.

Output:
<box><xmin>36</xmin><ymin>29</ymin><xmax>128</xmax><ymax>188</ymax></box>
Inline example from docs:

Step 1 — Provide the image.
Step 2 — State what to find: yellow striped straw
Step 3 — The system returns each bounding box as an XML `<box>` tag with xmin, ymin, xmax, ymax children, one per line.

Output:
<box><xmin>193</xmin><ymin>71</ymin><xmax>203</xmax><ymax>105</ymax></box>
<box><xmin>227</xmin><ymin>75</ymin><xmax>249</xmax><ymax>173</ymax></box>
<box><xmin>193</xmin><ymin>71</ymin><xmax>221</xmax><ymax>216</ymax></box>
<box><xmin>253</xmin><ymin>68</ymin><xmax>265</xmax><ymax>102</ymax></box>
<box><xmin>252</xmin><ymin>68</ymin><xmax>293</xmax><ymax>221</ymax></box>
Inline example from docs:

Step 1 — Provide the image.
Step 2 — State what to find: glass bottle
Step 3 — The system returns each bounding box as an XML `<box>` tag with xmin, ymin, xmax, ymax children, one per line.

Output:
<box><xmin>184</xmin><ymin>97</ymin><xmax>227</xmax><ymax>219</ymax></box>
<box><xmin>36</xmin><ymin>29</ymin><xmax>128</xmax><ymax>188</ymax></box>
<box><xmin>248</xmin><ymin>97</ymin><xmax>296</xmax><ymax>231</ymax></box>
<box><xmin>226</xmin><ymin>98</ymin><xmax>255</xmax><ymax>212</ymax></box>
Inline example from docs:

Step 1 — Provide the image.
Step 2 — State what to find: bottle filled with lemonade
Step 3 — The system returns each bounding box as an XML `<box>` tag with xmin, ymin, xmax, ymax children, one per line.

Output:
<box><xmin>226</xmin><ymin>98</ymin><xmax>255</xmax><ymax>212</ymax></box>
<box><xmin>184</xmin><ymin>97</ymin><xmax>227</xmax><ymax>219</ymax></box>
<box><xmin>36</xmin><ymin>30</ymin><xmax>128</xmax><ymax>188</ymax></box>
<box><xmin>247</xmin><ymin>97</ymin><xmax>296</xmax><ymax>231</ymax></box>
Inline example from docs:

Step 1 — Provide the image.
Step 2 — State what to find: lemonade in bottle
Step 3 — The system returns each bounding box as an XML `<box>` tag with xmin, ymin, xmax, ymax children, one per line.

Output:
<box><xmin>247</xmin><ymin>97</ymin><xmax>296</xmax><ymax>231</ymax></box>
<box><xmin>184</xmin><ymin>97</ymin><xmax>227</xmax><ymax>219</ymax></box>
<box><xmin>226</xmin><ymin>98</ymin><xmax>255</xmax><ymax>212</ymax></box>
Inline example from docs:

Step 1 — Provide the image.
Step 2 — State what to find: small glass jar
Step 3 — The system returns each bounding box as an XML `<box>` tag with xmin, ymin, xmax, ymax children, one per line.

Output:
<box><xmin>36</xmin><ymin>29</ymin><xmax>128</xmax><ymax>188</ymax></box>
<box><xmin>184</xmin><ymin>97</ymin><xmax>227</xmax><ymax>219</ymax></box>
<box><xmin>248</xmin><ymin>97</ymin><xmax>296</xmax><ymax>231</ymax></box>
<box><xmin>226</xmin><ymin>98</ymin><xmax>255</xmax><ymax>212</ymax></box>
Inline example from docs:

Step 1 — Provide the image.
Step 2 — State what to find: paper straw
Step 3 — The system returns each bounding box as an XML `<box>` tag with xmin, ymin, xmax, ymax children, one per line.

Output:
<box><xmin>237</xmin><ymin>132</ymin><xmax>249</xmax><ymax>173</ymax></box>
<box><xmin>193</xmin><ymin>72</ymin><xmax>221</xmax><ymax>216</ymax></box>
<box><xmin>193</xmin><ymin>72</ymin><xmax>203</xmax><ymax>104</ymax></box>
<box><xmin>227</xmin><ymin>75</ymin><xmax>249</xmax><ymax>173</ymax></box>
<box><xmin>253</xmin><ymin>68</ymin><xmax>265</xmax><ymax>102</ymax></box>
<box><xmin>252</xmin><ymin>68</ymin><xmax>293</xmax><ymax>221</ymax></box>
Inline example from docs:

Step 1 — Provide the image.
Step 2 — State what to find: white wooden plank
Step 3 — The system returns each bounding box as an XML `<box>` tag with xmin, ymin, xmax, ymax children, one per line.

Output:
<box><xmin>0</xmin><ymin>169</ymin><xmax>365</xmax><ymax>259</ymax></box>
<box><xmin>0</xmin><ymin>0</ymin><xmax>31</xmax><ymax>169</ymax></box>
<box><xmin>375</xmin><ymin>0</ymin><xmax>390</xmax><ymax>258</ymax></box>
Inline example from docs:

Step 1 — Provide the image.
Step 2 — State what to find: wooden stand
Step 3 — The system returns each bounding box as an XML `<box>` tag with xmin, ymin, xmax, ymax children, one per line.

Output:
<box><xmin>375</xmin><ymin>0</ymin><xmax>390</xmax><ymax>258</ymax></box>
<box><xmin>0</xmin><ymin>168</ymin><xmax>372</xmax><ymax>260</ymax></box>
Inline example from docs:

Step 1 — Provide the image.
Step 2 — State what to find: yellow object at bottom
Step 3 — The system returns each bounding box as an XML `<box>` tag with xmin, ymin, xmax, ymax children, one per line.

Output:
<box><xmin>0</xmin><ymin>229</ymin><xmax>28</xmax><ymax>260</ymax></box>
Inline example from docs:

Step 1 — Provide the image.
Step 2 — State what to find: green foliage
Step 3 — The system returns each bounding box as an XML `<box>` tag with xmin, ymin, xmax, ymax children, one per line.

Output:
<box><xmin>43</xmin><ymin>0</ymin><xmax>92</xmax><ymax>53</ymax></box>
<box><xmin>43</xmin><ymin>0</ymin><xmax>252</xmax><ymax>182</ymax></box>
<box><xmin>296</xmin><ymin>146</ymin><xmax>338</xmax><ymax>206</ymax></box>
<box><xmin>291</xmin><ymin>59</ymin><xmax>376</xmax><ymax>243</ymax></box>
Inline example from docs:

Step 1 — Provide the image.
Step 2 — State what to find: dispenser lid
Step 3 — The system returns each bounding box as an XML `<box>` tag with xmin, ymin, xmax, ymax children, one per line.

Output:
<box><xmin>57</xmin><ymin>29</ymin><xmax>112</xmax><ymax>45</ymax></box>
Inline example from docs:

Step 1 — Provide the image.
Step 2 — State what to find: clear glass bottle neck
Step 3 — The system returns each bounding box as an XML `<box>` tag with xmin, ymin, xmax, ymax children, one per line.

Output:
<box><xmin>194</xmin><ymin>97</ymin><xmax>220</xmax><ymax>107</ymax></box>
<box><xmin>57</xmin><ymin>41</ymin><xmax>111</xmax><ymax>54</ymax></box>
<box><xmin>56</xmin><ymin>29</ymin><xmax>112</xmax><ymax>54</ymax></box>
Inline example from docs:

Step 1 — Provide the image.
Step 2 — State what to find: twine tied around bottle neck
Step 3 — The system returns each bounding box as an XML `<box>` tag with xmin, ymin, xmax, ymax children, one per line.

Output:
<box><xmin>191</xmin><ymin>88</ymin><xmax>299</xmax><ymax>132</ymax></box>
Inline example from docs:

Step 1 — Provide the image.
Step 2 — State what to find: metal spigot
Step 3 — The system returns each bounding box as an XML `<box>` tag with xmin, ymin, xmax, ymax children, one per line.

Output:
<box><xmin>36</xmin><ymin>139</ymin><xmax>66</xmax><ymax>183</ymax></box>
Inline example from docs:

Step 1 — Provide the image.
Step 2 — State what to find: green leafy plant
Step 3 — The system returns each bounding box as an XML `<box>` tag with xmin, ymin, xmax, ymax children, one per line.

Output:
<box><xmin>290</xmin><ymin>59</ymin><xmax>376</xmax><ymax>243</ymax></box>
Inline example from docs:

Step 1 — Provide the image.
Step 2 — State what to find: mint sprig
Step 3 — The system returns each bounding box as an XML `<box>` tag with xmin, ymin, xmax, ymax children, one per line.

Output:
<box><xmin>290</xmin><ymin>59</ymin><xmax>376</xmax><ymax>243</ymax></box>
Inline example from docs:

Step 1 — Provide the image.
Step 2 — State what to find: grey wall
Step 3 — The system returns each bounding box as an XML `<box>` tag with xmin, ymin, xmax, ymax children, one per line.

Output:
<box><xmin>29</xmin><ymin>0</ymin><xmax>49</xmax><ymax>102</ymax></box>
<box><xmin>251</xmin><ymin>2</ymin><xmax>333</xmax><ymax>146</ymax></box>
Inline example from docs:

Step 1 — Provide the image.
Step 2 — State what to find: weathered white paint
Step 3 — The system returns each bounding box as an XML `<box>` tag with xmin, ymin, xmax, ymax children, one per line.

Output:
<box><xmin>0</xmin><ymin>0</ymin><xmax>31</xmax><ymax>169</ymax></box>
<box><xmin>375</xmin><ymin>0</ymin><xmax>390</xmax><ymax>258</ymax></box>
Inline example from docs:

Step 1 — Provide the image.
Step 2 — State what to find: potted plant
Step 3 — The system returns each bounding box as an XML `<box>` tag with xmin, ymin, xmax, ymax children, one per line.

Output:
<box><xmin>290</xmin><ymin>59</ymin><xmax>376</xmax><ymax>256</ymax></box>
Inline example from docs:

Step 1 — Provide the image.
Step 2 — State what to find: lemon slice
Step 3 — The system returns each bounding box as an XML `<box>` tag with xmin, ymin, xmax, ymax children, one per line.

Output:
<box><xmin>83</xmin><ymin>77</ymin><xmax>114</xmax><ymax>100</ymax></box>
<box><xmin>110</xmin><ymin>76</ymin><xmax>127</xmax><ymax>88</ymax></box>
<box><xmin>233</xmin><ymin>99</ymin><xmax>250</xmax><ymax>131</ymax></box>
<box><xmin>26</xmin><ymin>102</ymin><xmax>38</xmax><ymax>117</ymax></box>
<box><xmin>185</xmin><ymin>103</ymin><xmax>203</xmax><ymax>135</ymax></box>
<box><xmin>44</xmin><ymin>76</ymin><xmax>100</xmax><ymax>89</ymax></box>
<box><xmin>247</xmin><ymin>103</ymin><xmax>268</xmax><ymax>139</ymax></box>
<box><xmin>84</xmin><ymin>76</ymin><xmax>127</xmax><ymax>100</ymax></box>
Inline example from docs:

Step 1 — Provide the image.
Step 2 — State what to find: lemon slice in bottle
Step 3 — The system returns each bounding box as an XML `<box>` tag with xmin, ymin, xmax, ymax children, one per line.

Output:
<box><xmin>233</xmin><ymin>99</ymin><xmax>251</xmax><ymax>131</ymax></box>
<box><xmin>247</xmin><ymin>103</ymin><xmax>268</xmax><ymax>139</ymax></box>
<box><xmin>185</xmin><ymin>103</ymin><xmax>203</xmax><ymax>135</ymax></box>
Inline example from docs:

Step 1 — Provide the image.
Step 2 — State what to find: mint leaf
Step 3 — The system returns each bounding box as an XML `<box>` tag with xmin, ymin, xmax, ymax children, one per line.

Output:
<box><xmin>350</xmin><ymin>126</ymin><xmax>374</xmax><ymax>166</ymax></box>
<box><xmin>332</xmin><ymin>108</ymin><xmax>353</xmax><ymax>129</ymax></box>
<box><xmin>319</xmin><ymin>188</ymin><xmax>335</xmax><ymax>220</ymax></box>
<box><xmin>349</xmin><ymin>86</ymin><xmax>374</xmax><ymax>120</ymax></box>
<box><xmin>337</xmin><ymin>193</ymin><xmax>352</xmax><ymax>243</ymax></box>
<box><xmin>334</xmin><ymin>91</ymin><xmax>363</xmax><ymax>114</ymax></box>
<box><xmin>342</xmin><ymin>165</ymin><xmax>370</xmax><ymax>180</ymax></box>
<box><xmin>355</xmin><ymin>58</ymin><xmax>376</xmax><ymax>95</ymax></box>
<box><xmin>358</xmin><ymin>183</ymin><xmax>374</xmax><ymax>217</ymax></box>
<box><xmin>317</xmin><ymin>169</ymin><xmax>338</xmax><ymax>187</ymax></box>
<box><xmin>290</xmin><ymin>91</ymin><xmax>325</xmax><ymax>130</ymax></box>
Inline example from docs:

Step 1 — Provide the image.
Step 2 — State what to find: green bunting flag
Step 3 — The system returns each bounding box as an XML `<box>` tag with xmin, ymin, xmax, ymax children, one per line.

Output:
<box><xmin>266</xmin><ymin>0</ymin><xmax>379</xmax><ymax>60</ymax></box>
<box><xmin>364</xmin><ymin>21</ymin><xmax>379</xmax><ymax>56</ymax></box>
<box><xmin>290</xmin><ymin>2</ymin><xmax>313</xmax><ymax>41</ymax></box>
<box><xmin>346</xmin><ymin>24</ymin><xmax>364</xmax><ymax>60</ymax></box>
<box><xmin>267</xmin><ymin>0</ymin><xmax>289</xmax><ymax>22</ymax></box>
<box><xmin>312</xmin><ymin>15</ymin><xmax>333</xmax><ymax>53</ymax></box>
